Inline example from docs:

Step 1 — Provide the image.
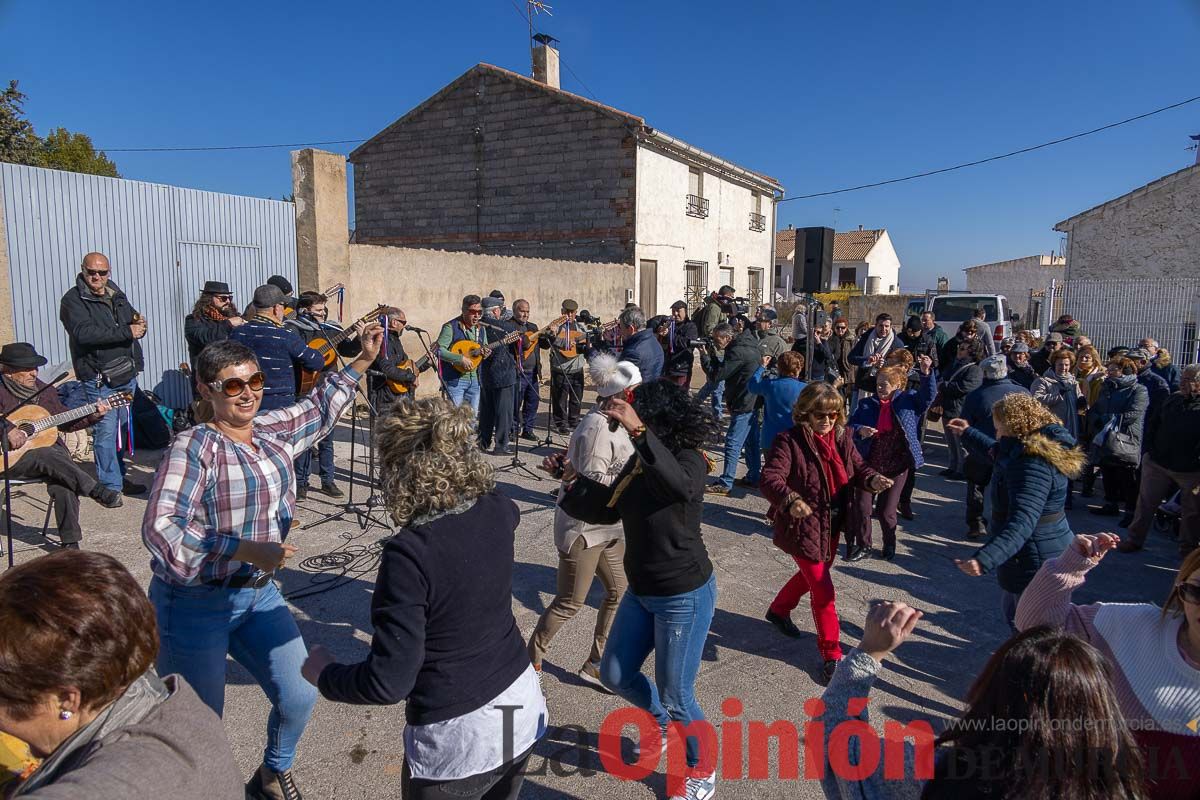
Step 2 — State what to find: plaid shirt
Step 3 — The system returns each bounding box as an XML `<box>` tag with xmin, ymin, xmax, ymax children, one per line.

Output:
<box><xmin>142</xmin><ymin>368</ymin><xmax>360</xmax><ymax>585</ymax></box>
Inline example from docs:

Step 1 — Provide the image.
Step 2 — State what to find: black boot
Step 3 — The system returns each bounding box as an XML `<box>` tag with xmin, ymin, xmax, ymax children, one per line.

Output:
<box><xmin>765</xmin><ymin>609</ymin><xmax>803</xmax><ymax>638</ymax></box>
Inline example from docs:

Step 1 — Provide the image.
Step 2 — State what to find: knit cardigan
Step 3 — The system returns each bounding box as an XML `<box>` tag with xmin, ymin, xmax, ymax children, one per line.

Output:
<box><xmin>1016</xmin><ymin>547</ymin><xmax>1200</xmax><ymax>799</ymax></box>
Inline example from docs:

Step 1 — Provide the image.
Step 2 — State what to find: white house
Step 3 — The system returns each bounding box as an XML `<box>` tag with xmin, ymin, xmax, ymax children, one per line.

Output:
<box><xmin>774</xmin><ymin>225</ymin><xmax>902</xmax><ymax>295</ymax></box>
<box><xmin>964</xmin><ymin>254</ymin><xmax>1065</xmax><ymax>322</ymax></box>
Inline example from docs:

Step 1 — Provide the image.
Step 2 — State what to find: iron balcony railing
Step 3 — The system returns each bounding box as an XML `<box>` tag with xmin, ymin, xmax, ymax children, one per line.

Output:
<box><xmin>749</xmin><ymin>212</ymin><xmax>766</xmax><ymax>232</ymax></box>
<box><xmin>686</xmin><ymin>194</ymin><xmax>710</xmax><ymax>218</ymax></box>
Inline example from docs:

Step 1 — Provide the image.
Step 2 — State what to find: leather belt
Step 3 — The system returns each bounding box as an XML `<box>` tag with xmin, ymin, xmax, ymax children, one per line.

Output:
<box><xmin>205</xmin><ymin>571</ymin><xmax>274</xmax><ymax>590</ymax></box>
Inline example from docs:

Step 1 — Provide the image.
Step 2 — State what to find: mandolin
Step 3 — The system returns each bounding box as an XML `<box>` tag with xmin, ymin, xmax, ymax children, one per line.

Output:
<box><xmin>447</xmin><ymin>329</ymin><xmax>524</xmax><ymax>374</ymax></box>
<box><xmin>1</xmin><ymin>392</ymin><xmax>133</xmax><ymax>474</ymax></box>
<box><xmin>548</xmin><ymin>318</ymin><xmax>619</xmax><ymax>359</ymax></box>
<box><xmin>297</xmin><ymin>304</ymin><xmax>389</xmax><ymax>393</ymax></box>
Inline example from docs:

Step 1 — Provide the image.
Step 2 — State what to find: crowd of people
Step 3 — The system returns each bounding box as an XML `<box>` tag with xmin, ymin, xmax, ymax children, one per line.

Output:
<box><xmin>0</xmin><ymin>258</ymin><xmax>1197</xmax><ymax>800</ymax></box>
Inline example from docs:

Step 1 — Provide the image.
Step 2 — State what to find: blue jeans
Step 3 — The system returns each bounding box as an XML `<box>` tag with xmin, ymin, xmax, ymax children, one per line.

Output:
<box><xmin>600</xmin><ymin>573</ymin><xmax>717</xmax><ymax>768</ymax></box>
<box><xmin>295</xmin><ymin>436</ymin><xmax>335</xmax><ymax>487</ymax></box>
<box><xmin>83</xmin><ymin>377</ymin><xmax>135</xmax><ymax>491</ymax></box>
<box><xmin>446</xmin><ymin>379</ymin><xmax>481</xmax><ymax>413</ymax></box>
<box><xmin>150</xmin><ymin>577</ymin><xmax>317</xmax><ymax>772</ymax></box>
<box><xmin>1001</xmin><ymin>590</ymin><xmax>1020</xmax><ymax>633</ymax></box>
<box><xmin>695</xmin><ymin>379</ymin><xmax>724</xmax><ymax>420</ymax></box>
<box><xmin>717</xmin><ymin>411</ymin><xmax>761</xmax><ymax>488</ymax></box>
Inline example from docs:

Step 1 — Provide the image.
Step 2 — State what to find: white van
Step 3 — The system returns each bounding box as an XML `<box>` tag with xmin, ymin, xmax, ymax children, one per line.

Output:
<box><xmin>926</xmin><ymin>294</ymin><xmax>1014</xmax><ymax>346</ymax></box>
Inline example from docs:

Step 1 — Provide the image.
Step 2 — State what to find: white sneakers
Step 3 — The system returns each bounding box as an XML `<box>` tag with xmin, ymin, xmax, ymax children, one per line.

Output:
<box><xmin>668</xmin><ymin>770</ymin><xmax>717</xmax><ymax>800</ymax></box>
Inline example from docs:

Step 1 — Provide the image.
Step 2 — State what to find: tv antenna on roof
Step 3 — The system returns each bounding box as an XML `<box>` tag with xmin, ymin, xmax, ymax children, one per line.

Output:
<box><xmin>526</xmin><ymin>1</ymin><xmax>554</xmax><ymax>75</ymax></box>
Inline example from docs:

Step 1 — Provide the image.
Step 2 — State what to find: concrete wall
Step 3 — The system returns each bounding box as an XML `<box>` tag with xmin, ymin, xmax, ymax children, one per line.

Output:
<box><xmin>964</xmin><ymin>255</ymin><xmax>1065</xmax><ymax>322</ymax></box>
<box><xmin>1059</xmin><ymin>165</ymin><xmax>1200</xmax><ymax>281</ymax></box>
<box><xmin>634</xmin><ymin>145</ymin><xmax>776</xmax><ymax>315</ymax></box>
<box><xmin>293</xmin><ymin>149</ymin><xmax>349</xmax><ymax>294</ymax></box>
<box><xmin>351</xmin><ymin>66</ymin><xmax>636</xmax><ymax>265</ymax></box>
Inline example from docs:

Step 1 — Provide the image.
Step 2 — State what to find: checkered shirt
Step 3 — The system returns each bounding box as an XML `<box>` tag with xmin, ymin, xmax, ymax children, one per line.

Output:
<box><xmin>142</xmin><ymin>368</ymin><xmax>360</xmax><ymax>585</ymax></box>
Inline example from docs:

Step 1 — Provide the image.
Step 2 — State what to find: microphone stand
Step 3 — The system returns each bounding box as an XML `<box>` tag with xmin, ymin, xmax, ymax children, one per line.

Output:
<box><xmin>496</xmin><ymin>338</ymin><xmax>541</xmax><ymax>481</ymax></box>
<box><xmin>2</xmin><ymin>374</ymin><xmax>70</xmax><ymax>566</ymax></box>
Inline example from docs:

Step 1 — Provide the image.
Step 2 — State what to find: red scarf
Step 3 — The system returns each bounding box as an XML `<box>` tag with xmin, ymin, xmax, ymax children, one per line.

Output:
<box><xmin>810</xmin><ymin>429</ymin><xmax>849</xmax><ymax>496</ymax></box>
<box><xmin>876</xmin><ymin>395</ymin><xmax>895</xmax><ymax>436</ymax></box>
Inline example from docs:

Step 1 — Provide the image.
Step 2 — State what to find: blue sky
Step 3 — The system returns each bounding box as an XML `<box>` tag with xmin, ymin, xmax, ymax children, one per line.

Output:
<box><xmin>4</xmin><ymin>0</ymin><xmax>1199</xmax><ymax>290</ymax></box>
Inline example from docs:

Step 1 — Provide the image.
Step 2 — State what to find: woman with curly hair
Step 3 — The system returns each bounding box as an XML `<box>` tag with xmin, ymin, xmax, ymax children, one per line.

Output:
<box><xmin>597</xmin><ymin>381</ymin><xmax>721</xmax><ymax>800</ymax></box>
<box><xmin>302</xmin><ymin>397</ymin><xmax>547</xmax><ymax>800</ymax></box>
<box><xmin>760</xmin><ymin>383</ymin><xmax>891</xmax><ymax>683</ymax></box>
<box><xmin>948</xmin><ymin>392</ymin><xmax>1083</xmax><ymax>629</ymax></box>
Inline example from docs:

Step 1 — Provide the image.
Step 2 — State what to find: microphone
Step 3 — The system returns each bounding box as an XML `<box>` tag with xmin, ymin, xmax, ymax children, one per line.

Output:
<box><xmin>479</xmin><ymin>319</ymin><xmax>505</xmax><ymax>330</ymax></box>
<box><xmin>48</xmin><ymin>371</ymin><xmax>70</xmax><ymax>385</ymax></box>
<box><xmin>406</xmin><ymin>325</ymin><xmax>427</xmax><ymax>334</ymax></box>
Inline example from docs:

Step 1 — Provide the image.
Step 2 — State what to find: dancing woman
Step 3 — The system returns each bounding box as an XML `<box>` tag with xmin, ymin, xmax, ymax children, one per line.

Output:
<box><xmin>598</xmin><ymin>381</ymin><xmax>720</xmax><ymax>800</ymax></box>
<box><xmin>142</xmin><ymin>324</ymin><xmax>383</xmax><ymax>800</ymax></box>
<box><xmin>760</xmin><ymin>383</ymin><xmax>891</xmax><ymax>683</ymax></box>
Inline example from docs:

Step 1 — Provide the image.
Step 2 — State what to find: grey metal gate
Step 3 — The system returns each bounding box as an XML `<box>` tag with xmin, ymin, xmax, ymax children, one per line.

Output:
<box><xmin>1</xmin><ymin>162</ymin><xmax>297</xmax><ymax>407</ymax></box>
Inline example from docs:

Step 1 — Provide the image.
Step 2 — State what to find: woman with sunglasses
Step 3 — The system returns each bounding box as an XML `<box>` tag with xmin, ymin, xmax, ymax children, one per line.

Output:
<box><xmin>142</xmin><ymin>325</ymin><xmax>383</xmax><ymax>800</ymax></box>
<box><xmin>1016</xmin><ymin>534</ymin><xmax>1200</xmax><ymax>798</ymax></box>
<box><xmin>760</xmin><ymin>382</ymin><xmax>891</xmax><ymax>684</ymax></box>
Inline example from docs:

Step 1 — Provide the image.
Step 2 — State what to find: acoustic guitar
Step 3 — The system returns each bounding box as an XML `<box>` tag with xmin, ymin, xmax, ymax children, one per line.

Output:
<box><xmin>297</xmin><ymin>304</ymin><xmax>389</xmax><ymax>393</ymax></box>
<box><xmin>386</xmin><ymin>355</ymin><xmax>432</xmax><ymax>395</ymax></box>
<box><xmin>2</xmin><ymin>392</ymin><xmax>133</xmax><ymax>474</ymax></box>
<box><xmin>448</xmin><ymin>329</ymin><xmax>524</xmax><ymax>374</ymax></box>
<box><xmin>548</xmin><ymin>319</ymin><xmax>619</xmax><ymax>359</ymax></box>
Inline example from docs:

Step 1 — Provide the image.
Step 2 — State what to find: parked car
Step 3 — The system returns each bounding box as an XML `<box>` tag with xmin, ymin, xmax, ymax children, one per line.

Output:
<box><xmin>927</xmin><ymin>293</ymin><xmax>1015</xmax><ymax>345</ymax></box>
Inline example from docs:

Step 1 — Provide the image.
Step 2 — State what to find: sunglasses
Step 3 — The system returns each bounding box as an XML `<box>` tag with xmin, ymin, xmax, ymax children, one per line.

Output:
<box><xmin>215</xmin><ymin>294</ymin><xmax>234</xmax><ymax>302</ymax></box>
<box><xmin>1178</xmin><ymin>582</ymin><xmax>1200</xmax><ymax>605</ymax></box>
<box><xmin>85</xmin><ymin>269</ymin><xmax>110</xmax><ymax>277</ymax></box>
<box><xmin>466</xmin><ymin>308</ymin><xmax>483</xmax><ymax>315</ymax></box>
<box><xmin>207</xmin><ymin>371</ymin><xmax>266</xmax><ymax>397</ymax></box>
<box><xmin>810</xmin><ymin>412</ymin><xmax>839</xmax><ymax>420</ymax></box>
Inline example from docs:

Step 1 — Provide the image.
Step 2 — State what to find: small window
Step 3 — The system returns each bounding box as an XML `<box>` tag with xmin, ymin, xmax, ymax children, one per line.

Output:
<box><xmin>685</xmin><ymin>260</ymin><xmax>708</xmax><ymax>306</ymax></box>
<box><xmin>689</xmin><ymin>168</ymin><xmax>704</xmax><ymax>198</ymax></box>
<box><xmin>838</xmin><ymin>267</ymin><xmax>858</xmax><ymax>287</ymax></box>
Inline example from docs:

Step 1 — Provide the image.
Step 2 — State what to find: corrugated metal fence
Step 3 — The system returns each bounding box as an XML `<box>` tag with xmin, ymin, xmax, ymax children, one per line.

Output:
<box><xmin>1</xmin><ymin>162</ymin><xmax>297</xmax><ymax>407</ymax></box>
<box><xmin>1039</xmin><ymin>277</ymin><xmax>1200</xmax><ymax>362</ymax></box>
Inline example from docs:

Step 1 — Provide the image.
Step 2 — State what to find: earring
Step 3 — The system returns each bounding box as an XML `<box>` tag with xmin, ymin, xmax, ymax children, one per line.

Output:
<box><xmin>59</xmin><ymin>711</ymin><xmax>72</xmax><ymax>721</ymax></box>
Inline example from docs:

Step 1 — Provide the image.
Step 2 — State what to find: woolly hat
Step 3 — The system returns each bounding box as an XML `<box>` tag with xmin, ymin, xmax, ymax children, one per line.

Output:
<box><xmin>1010</xmin><ymin>342</ymin><xmax>1031</xmax><ymax>354</ymax></box>
<box><xmin>588</xmin><ymin>352</ymin><xmax>642</xmax><ymax>398</ymax></box>
<box><xmin>981</xmin><ymin>355</ymin><xmax>1008</xmax><ymax>379</ymax></box>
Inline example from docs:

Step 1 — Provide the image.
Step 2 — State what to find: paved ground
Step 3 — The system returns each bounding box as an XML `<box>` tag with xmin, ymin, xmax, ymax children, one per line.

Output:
<box><xmin>1</xmin><ymin>394</ymin><xmax>1182</xmax><ymax>799</ymax></box>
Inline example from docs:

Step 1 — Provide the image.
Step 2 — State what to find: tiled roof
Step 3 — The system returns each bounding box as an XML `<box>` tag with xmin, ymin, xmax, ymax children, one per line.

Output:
<box><xmin>775</xmin><ymin>229</ymin><xmax>796</xmax><ymax>260</ymax></box>
<box><xmin>834</xmin><ymin>229</ymin><xmax>884</xmax><ymax>261</ymax></box>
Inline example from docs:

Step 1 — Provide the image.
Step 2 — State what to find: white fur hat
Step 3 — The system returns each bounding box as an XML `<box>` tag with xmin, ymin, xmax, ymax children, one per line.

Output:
<box><xmin>588</xmin><ymin>352</ymin><xmax>642</xmax><ymax>398</ymax></box>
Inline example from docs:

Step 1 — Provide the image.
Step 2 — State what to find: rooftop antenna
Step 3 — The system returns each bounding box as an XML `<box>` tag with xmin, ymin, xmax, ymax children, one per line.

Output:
<box><xmin>527</xmin><ymin>1</ymin><xmax>554</xmax><ymax>75</ymax></box>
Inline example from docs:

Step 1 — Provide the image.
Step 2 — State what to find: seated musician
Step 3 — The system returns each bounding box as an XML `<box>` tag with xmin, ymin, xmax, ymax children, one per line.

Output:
<box><xmin>0</xmin><ymin>342</ymin><xmax>120</xmax><ymax>547</ymax></box>
<box><xmin>436</xmin><ymin>295</ymin><xmax>488</xmax><ymax>413</ymax></box>
<box><xmin>539</xmin><ymin>299</ymin><xmax>587</xmax><ymax>434</ymax></box>
<box><xmin>368</xmin><ymin>308</ymin><xmax>428</xmax><ymax>412</ymax></box>
<box><xmin>285</xmin><ymin>291</ymin><xmax>361</xmax><ymax>500</ymax></box>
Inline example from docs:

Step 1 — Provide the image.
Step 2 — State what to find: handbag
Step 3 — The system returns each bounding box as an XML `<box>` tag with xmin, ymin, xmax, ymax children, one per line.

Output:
<box><xmin>1090</xmin><ymin>416</ymin><xmax>1140</xmax><ymax>466</ymax></box>
<box><xmin>926</xmin><ymin>389</ymin><xmax>944</xmax><ymax>423</ymax></box>
<box><xmin>557</xmin><ymin>456</ymin><xmax>638</xmax><ymax>525</ymax></box>
<box><xmin>97</xmin><ymin>354</ymin><xmax>138</xmax><ymax>387</ymax></box>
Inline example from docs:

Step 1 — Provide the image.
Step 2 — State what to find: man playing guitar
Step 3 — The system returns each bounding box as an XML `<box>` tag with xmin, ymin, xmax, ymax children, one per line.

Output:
<box><xmin>540</xmin><ymin>299</ymin><xmax>588</xmax><ymax>434</ymax></box>
<box><xmin>511</xmin><ymin>299</ymin><xmax>541</xmax><ymax>441</ymax></box>
<box><xmin>436</xmin><ymin>295</ymin><xmax>489</xmax><ymax>413</ymax></box>
<box><xmin>0</xmin><ymin>342</ymin><xmax>120</xmax><ymax>547</ymax></box>
<box><xmin>368</xmin><ymin>309</ymin><xmax>428</xmax><ymax>411</ymax></box>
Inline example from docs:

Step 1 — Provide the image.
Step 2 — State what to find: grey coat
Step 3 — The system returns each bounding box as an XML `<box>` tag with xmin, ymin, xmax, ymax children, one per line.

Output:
<box><xmin>14</xmin><ymin>673</ymin><xmax>242</xmax><ymax>799</ymax></box>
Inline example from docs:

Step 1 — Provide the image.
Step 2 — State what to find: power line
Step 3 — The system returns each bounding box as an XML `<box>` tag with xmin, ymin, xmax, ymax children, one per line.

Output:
<box><xmin>780</xmin><ymin>94</ymin><xmax>1200</xmax><ymax>202</ymax></box>
<box><xmin>102</xmin><ymin>138</ymin><xmax>364</xmax><ymax>153</ymax></box>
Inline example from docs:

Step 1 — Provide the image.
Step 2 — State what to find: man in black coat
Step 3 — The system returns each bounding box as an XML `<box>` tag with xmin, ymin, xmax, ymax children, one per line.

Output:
<box><xmin>705</xmin><ymin>323</ymin><xmax>764</xmax><ymax>495</ymax></box>
<box><xmin>663</xmin><ymin>300</ymin><xmax>699</xmax><ymax>387</ymax></box>
<box><xmin>478</xmin><ymin>296</ymin><xmax>518</xmax><ymax>454</ymax></box>
<box><xmin>1129</xmin><ymin>347</ymin><xmax>1171</xmax><ymax>435</ymax></box>
<box><xmin>368</xmin><ymin>309</ymin><xmax>422</xmax><ymax>414</ymax></box>
<box><xmin>509</xmin><ymin>299</ymin><xmax>541</xmax><ymax>441</ymax></box>
<box><xmin>183</xmin><ymin>281</ymin><xmax>245</xmax><ymax>382</ymax></box>
<box><xmin>58</xmin><ymin>251</ymin><xmax>147</xmax><ymax>496</ymax></box>
<box><xmin>848</xmin><ymin>313</ymin><xmax>904</xmax><ymax>400</ymax></box>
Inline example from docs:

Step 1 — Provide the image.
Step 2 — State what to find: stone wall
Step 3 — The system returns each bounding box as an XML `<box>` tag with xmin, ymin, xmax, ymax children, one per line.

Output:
<box><xmin>351</xmin><ymin>66</ymin><xmax>637</xmax><ymax>265</ymax></box>
<box><xmin>1059</xmin><ymin>164</ymin><xmax>1200</xmax><ymax>281</ymax></box>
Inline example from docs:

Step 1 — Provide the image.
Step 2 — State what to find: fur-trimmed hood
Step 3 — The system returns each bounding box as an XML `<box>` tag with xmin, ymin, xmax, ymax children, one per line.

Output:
<box><xmin>1018</xmin><ymin>423</ymin><xmax>1086</xmax><ymax>479</ymax></box>
<box><xmin>1154</xmin><ymin>348</ymin><xmax>1173</xmax><ymax>367</ymax></box>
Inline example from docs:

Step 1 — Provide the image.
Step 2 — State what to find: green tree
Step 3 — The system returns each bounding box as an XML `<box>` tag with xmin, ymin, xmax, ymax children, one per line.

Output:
<box><xmin>0</xmin><ymin>79</ymin><xmax>42</xmax><ymax>166</ymax></box>
<box><xmin>40</xmin><ymin>127</ymin><xmax>119</xmax><ymax>177</ymax></box>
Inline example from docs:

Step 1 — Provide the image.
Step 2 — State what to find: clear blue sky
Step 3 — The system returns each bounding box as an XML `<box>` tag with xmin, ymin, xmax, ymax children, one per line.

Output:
<box><xmin>4</xmin><ymin>0</ymin><xmax>1199</xmax><ymax>290</ymax></box>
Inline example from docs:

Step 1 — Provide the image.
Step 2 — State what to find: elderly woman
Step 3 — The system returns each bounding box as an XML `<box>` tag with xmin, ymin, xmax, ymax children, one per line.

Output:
<box><xmin>936</xmin><ymin>337</ymin><xmax>987</xmax><ymax>480</ymax></box>
<box><xmin>597</xmin><ymin>381</ymin><xmax>720</xmax><ymax>800</ymax></box>
<box><xmin>1033</xmin><ymin>348</ymin><xmax>1084</xmax><ymax>509</ymax></box>
<box><xmin>143</xmin><ymin>325</ymin><xmax>383</xmax><ymax>800</ymax></box>
<box><xmin>0</xmin><ymin>551</ymin><xmax>242</xmax><ymax>798</ymax></box>
<box><xmin>528</xmin><ymin>354</ymin><xmax>636</xmax><ymax>689</ymax></box>
<box><xmin>303</xmin><ymin>396</ymin><xmax>546</xmax><ymax>799</ymax></box>
<box><xmin>949</xmin><ymin>393</ymin><xmax>1083</xmax><ymax>629</ymax></box>
<box><xmin>1018</xmin><ymin>535</ymin><xmax>1200</xmax><ymax>798</ymax></box>
<box><xmin>748</xmin><ymin>350</ymin><xmax>806</xmax><ymax>452</ymax></box>
<box><xmin>1087</xmin><ymin>357</ymin><xmax>1149</xmax><ymax>527</ymax></box>
<box><xmin>847</xmin><ymin>358</ymin><xmax>935</xmax><ymax>561</ymax></box>
<box><xmin>760</xmin><ymin>383</ymin><xmax>891</xmax><ymax>683</ymax></box>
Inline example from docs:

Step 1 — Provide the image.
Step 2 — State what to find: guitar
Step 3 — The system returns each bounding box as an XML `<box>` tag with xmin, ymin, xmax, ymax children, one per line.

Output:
<box><xmin>386</xmin><ymin>355</ymin><xmax>432</xmax><ymax>395</ymax></box>
<box><xmin>549</xmin><ymin>319</ymin><xmax>620</xmax><ymax>359</ymax></box>
<box><xmin>520</xmin><ymin>314</ymin><xmax>569</xmax><ymax>361</ymax></box>
<box><xmin>448</xmin><ymin>328</ymin><xmax>525</xmax><ymax>374</ymax></box>
<box><xmin>1</xmin><ymin>392</ymin><xmax>133</xmax><ymax>474</ymax></box>
<box><xmin>297</xmin><ymin>304</ymin><xmax>389</xmax><ymax>393</ymax></box>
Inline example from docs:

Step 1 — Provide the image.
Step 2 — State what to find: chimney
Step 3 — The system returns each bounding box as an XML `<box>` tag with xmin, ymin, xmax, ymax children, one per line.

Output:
<box><xmin>1192</xmin><ymin>134</ymin><xmax>1200</xmax><ymax>165</ymax></box>
<box><xmin>787</xmin><ymin>223</ymin><xmax>793</xmax><ymax>230</ymax></box>
<box><xmin>858</xmin><ymin>224</ymin><xmax>863</xmax><ymax>231</ymax></box>
<box><xmin>532</xmin><ymin>33</ymin><xmax>560</xmax><ymax>90</ymax></box>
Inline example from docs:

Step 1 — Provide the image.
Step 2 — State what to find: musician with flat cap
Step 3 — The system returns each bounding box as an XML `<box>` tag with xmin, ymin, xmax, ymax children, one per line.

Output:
<box><xmin>540</xmin><ymin>299</ymin><xmax>588</xmax><ymax>433</ymax></box>
<box><xmin>0</xmin><ymin>342</ymin><xmax>121</xmax><ymax>547</ymax></box>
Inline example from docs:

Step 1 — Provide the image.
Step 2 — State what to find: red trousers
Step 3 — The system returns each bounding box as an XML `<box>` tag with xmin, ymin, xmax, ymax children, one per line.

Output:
<box><xmin>769</xmin><ymin>554</ymin><xmax>843</xmax><ymax>661</ymax></box>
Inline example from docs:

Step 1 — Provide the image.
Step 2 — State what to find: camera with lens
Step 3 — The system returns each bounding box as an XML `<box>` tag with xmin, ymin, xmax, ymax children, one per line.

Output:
<box><xmin>730</xmin><ymin>297</ymin><xmax>751</xmax><ymax>316</ymax></box>
<box><xmin>687</xmin><ymin>336</ymin><xmax>713</xmax><ymax>350</ymax></box>
<box><xmin>576</xmin><ymin>310</ymin><xmax>599</xmax><ymax>325</ymax></box>
<box><xmin>912</xmin><ymin>341</ymin><xmax>936</xmax><ymax>359</ymax></box>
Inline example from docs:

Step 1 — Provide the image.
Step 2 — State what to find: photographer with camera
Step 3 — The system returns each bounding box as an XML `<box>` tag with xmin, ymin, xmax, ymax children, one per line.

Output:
<box><xmin>661</xmin><ymin>301</ymin><xmax>699</xmax><ymax>387</ymax></box>
<box><xmin>754</xmin><ymin>306</ymin><xmax>788</xmax><ymax>366</ymax></box>
<box><xmin>704</xmin><ymin>322</ymin><xmax>765</xmax><ymax>495</ymax></box>
<box><xmin>695</xmin><ymin>286</ymin><xmax>736</xmax><ymax>419</ymax></box>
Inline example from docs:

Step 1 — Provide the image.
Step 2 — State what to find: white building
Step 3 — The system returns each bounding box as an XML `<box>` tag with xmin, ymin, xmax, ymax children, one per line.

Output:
<box><xmin>774</xmin><ymin>225</ymin><xmax>902</xmax><ymax>295</ymax></box>
<box><xmin>964</xmin><ymin>254</ymin><xmax>1065</xmax><ymax>322</ymax></box>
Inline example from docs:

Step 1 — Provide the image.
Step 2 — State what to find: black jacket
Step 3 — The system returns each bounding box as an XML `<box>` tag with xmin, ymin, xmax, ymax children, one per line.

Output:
<box><xmin>664</xmin><ymin>319</ymin><xmax>699</xmax><ymax>379</ymax></box>
<box><xmin>940</xmin><ymin>360</ymin><xmax>984</xmax><ymax>419</ymax></box>
<box><xmin>1007</xmin><ymin>361</ymin><xmax>1037</xmax><ymax>390</ymax></box>
<box><xmin>900</xmin><ymin>328</ymin><xmax>940</xmax><ymax>371</ymax></box>
<box><xmin>59</xmin><ymin>275</ymin><xmax>143</xmax><ymax>382</ymax></box>
<box><xmin>848</xmin><ymin>331</ymin><xmax>904</xmax><ymax>392</ymax></box>
<box><xmin>184</xmin><ymin>311</ymin><xmax>234</xmax><ymax>366</ymax></box>
<box><xmin>480</xmin><ymin>319</ymin><xmax>518</xmax><ymax>389</ymax></box>
<box><xmin>369</xmin><ymin>331</ymin><xmax>417</xmax><ymax>398</ymax></box>
<box><xmin>711</xmin><ymin>331</ymin><xmax>763</xmax><ymax>414</ymax></box>
<box><xmin>1137</xmin><ymin>367</ymin><xmax>1171</xmax><ymax>425</ymax></box>
<box><xmin>1146</xmin><ymin>392</ymin><xmax>1200</xmax><ymax>473</ymax></box>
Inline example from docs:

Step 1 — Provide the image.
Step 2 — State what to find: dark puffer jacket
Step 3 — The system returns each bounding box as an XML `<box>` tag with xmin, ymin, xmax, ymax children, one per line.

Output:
<box><xmin>939</xmin><ymin>360</ymin><xmax>983</xmax><ymax>419</ymax></box>
<box><xmin>1086</xmin><ymin>376</ymin><xmax>1148</xmax><ymax>452</ymax></box>
<box><xmin>849</xmin><ymin>371</ymin><xmax>936</xmax><ymax>469</ymax></box>
<box><xmin>620</xmin><ymin>328</ymin><xmax>664</xmax><ymax>381</ymax></box>
<box><xmin>962</xmin><ymin>423</ymin><xmax>1082</xmax><ymax>594</ymax></box>
<box><xmin>761</xmin><ymin>425</ymin><xmax>880</xmax><ymax>563</ymax></box>
<box><xmin>711</xmin><ymin>331</ymin><xmax>765</xmax><ymax>415</ymax></box>
<box><xmin>59</xmin><ymin>275</ymin><xmax>143</xmax><ymax>382</ymax></box>
<box><xmin>1145</xmin><ymin>391</ymin><xmax>1200</xmax><ymax>473</ymax></box>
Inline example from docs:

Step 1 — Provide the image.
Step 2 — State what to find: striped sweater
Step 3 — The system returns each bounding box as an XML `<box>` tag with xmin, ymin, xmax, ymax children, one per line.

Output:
<box><xmin>1015</xmin><ymin>547</ymin><xmax>1200</xmax><ymax>799</ymax></box>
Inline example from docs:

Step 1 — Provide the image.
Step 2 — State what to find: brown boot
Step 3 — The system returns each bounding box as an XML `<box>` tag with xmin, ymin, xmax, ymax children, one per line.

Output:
<box><xmin>246</xmin><ymin>765</ymin><xmax>303</xmax><ymax>800</ymax></box>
